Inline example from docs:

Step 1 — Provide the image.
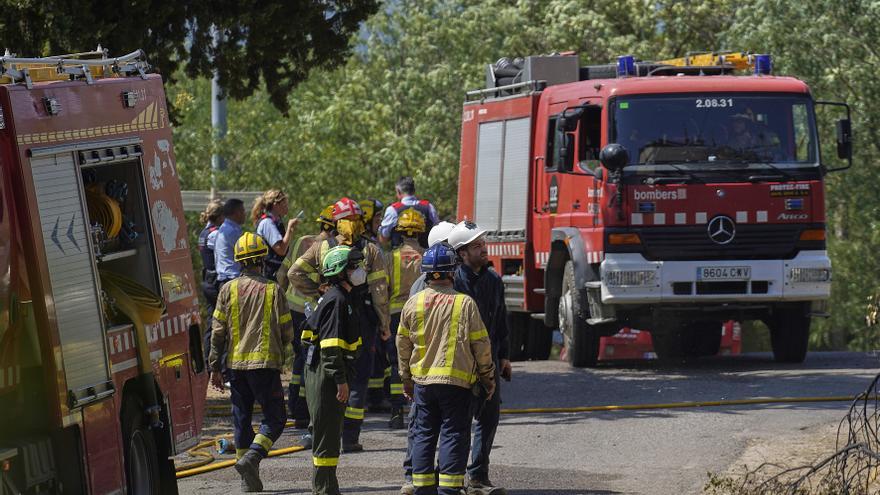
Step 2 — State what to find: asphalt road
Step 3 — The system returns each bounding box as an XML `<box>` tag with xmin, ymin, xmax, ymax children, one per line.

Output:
<box><xmin>177</xmin><ymin>351</ymin><xmax>880</xmax><ymax>495</ymax></box>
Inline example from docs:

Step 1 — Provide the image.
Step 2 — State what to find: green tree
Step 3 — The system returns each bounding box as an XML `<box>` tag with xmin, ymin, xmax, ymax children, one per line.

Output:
<box><xmin>0</xmin><ymin>0</ymin><xmax>379</xmax><ymax>114</ymax></box>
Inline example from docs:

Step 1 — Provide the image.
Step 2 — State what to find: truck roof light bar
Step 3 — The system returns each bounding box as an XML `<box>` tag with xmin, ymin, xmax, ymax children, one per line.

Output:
<box><xmin>617</xmin><ymin>55</ymin><xmax>636</xmax><ymax>77</ymax></box>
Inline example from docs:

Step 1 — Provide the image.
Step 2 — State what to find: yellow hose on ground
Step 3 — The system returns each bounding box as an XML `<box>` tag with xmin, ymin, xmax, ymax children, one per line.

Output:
<box><xmin>204</xmin><ymin>395</ymin><xmax>870</xmax><ymax>418</ymax></box>
<box><xmin>175</xmin><ymin>420</ymin><xmax>303</xmax><ymax>479</ymax></box>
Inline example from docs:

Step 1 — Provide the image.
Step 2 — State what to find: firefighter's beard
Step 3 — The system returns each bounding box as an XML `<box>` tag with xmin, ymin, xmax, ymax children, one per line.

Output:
<box><xmin>337</xmin><ymin>219</ymin><xmax>365</xmax><ymax>245</ymax></box>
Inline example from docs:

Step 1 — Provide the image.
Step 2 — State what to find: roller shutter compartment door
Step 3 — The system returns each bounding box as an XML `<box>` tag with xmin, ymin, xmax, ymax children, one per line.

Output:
<box><xmin>474</xmin><ymin>121</ymin><xmax>504</xmax><ymax>231</ymax></box>
<box><xmin>500</xmin><ymin>117</ymin><xmax>531</xmax><ymax>232</ymax></box>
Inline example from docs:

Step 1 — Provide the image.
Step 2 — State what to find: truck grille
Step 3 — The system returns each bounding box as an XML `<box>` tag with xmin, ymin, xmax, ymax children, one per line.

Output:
<box><xmin>627</xmin><ymin>224</ymin><xmax>819</xmax><ymax>261</ymax></box>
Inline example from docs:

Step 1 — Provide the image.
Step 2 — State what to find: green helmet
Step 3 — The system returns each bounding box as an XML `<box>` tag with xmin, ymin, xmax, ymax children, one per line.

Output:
<box><xmin>322</xmin><ymin>245</ymin><xmax>353</xmax><ymax>278</ymax></box>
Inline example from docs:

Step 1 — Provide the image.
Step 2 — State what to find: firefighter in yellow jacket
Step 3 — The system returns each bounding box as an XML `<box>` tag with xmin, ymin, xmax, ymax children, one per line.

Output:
<box><xmin>397</xmin><ymin>242</ymin><xmax>496</xmax><ymax>495</ymax></box>
<box><xmin>383</xmin><ymin>208</ymin><xmax>427</xmax><ymax>429</ymax></box>
<box><xmin>277</xmin><ymin>205</ymin><xmax>336</xmax><ymax>429</ymax></box>
<box><xmin>289</xmin><ymin>197</ymin><xmax>390</xmax><ymax>452</ymax></box>
<box><xmin>210</xmin><ymin>232</ymin><xmax>294</xmax><ymax>492</ymax></box>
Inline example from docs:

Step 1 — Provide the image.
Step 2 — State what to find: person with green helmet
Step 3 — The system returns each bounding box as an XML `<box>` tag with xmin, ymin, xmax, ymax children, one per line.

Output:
<box><xmin>302</xmin><ymin>245</ymin><xmax>369</xmax><ymax>495</ymax></box>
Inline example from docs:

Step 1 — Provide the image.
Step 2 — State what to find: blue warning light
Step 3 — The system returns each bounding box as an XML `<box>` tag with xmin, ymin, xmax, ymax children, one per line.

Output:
<box><xmin>617</xmin><ymin>55</ymin><xmax>636</xmax><ymax>77</ymax></box>
<box><xmin>754</xmin><ymin>54</ymin><xmax>772</xmax><ymax>75</ymax></box>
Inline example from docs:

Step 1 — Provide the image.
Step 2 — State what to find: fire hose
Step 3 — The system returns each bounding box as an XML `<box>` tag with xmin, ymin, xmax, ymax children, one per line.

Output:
<box><xmin>99</xmin><ymin>270</ymin><xmax>166</xmax><ymax>427</ymax></box>
<box><xmin>178</xmin><ymin>395</ymin><xmax>870</xmax><ymax>479</ymax></box>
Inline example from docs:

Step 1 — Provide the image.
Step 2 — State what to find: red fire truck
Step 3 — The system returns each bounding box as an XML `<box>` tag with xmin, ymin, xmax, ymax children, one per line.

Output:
<box><xmin>457</xmin><ymin>52</ymin><xmax>851</xmax><ymax>366</ymax></box>
<box><xmin>0</xmin><ymin>49</ymin><xmax>206</xmax><ymax>494</ymax></box>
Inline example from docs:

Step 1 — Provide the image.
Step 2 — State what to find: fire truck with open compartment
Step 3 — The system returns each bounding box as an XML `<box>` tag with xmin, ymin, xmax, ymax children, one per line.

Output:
<box><xmin>0</xmin><ymin>48</ymin><xmax>206</xmax><ymax>494</ymax></box>
<box><xmin>456</xmin><ymin>52</ymin><xmax>852</xmax><ymax>366</ymax></box>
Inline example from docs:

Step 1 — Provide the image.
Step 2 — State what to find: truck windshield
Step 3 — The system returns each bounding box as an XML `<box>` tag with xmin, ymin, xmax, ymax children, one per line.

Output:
<box><xmin>612</xmin><ymin>93</ymin><xmax>819</xmax><ymax>171</ymax></box>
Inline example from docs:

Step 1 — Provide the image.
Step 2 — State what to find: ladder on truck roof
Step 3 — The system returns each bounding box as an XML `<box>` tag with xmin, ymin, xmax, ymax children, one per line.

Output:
<box><xmin>656</xmin><ymin>51</ymin><xmax>766</xmax><ymax>72</ymax></box>
<box><xmin>0</xmin><ymin>46</ymin><xmax>150</xmax><ymax>88</ymax></box>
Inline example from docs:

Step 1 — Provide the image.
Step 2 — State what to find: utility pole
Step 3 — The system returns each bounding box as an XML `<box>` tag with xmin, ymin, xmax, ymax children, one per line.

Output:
<box><xmin>210</xmin><ymin>26</ymin><xmax>227</xmax><ymax>200</ymax></box>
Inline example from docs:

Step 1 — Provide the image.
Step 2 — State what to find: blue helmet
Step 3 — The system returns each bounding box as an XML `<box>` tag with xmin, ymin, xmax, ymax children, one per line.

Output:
<box><xmin>421</xmin><ymin>242</ymin><xmax>457</xmax><ymax>273</ymax></box>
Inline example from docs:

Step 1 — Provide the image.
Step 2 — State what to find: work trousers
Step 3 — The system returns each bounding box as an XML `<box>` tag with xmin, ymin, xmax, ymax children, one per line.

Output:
<box><xmin>342</xmin><ymin>328</ymin><xmax>375</xmax><ymax>445</ymax></box>
<box><xmin>201</xmin><ymin>280</ymin><xmax>220</xmax><ymax>367</ymax></box>
<box><xmin>411</xmin><ymin>384</ymin><xmax>472</xmax><ymax>495</ymax></box>
<box><xmin>368</xmin><ymin>349</ymin><xmax>389</xmax><ymax>408</ymax></box>
<box><xmin>403</xmin><ymin>400</ymin><xmax>418</xmax><ymax>482</ymax></box>
<box><xmin>229</xmin><ymin>368</ymin><xmax>286</xmax><ymax>459</ymax></box>
<box><xmin>468</xmin><ymin>366</ymin><xmax>501</xmax><ymax>482</ymax></box>
<box><xmin>305</xmin><ymin>360</ymin><xmax>346</xmax><ymax>495</ymax></box>
<box><xmin>287</xmin><ymin>311</ymin><xmax>311</xmax><ymax>424</ymax></box>
<box><xmin>381</xmin><ymin>313</ymin><xmax>405</xmax><ymax>408</ymax></box>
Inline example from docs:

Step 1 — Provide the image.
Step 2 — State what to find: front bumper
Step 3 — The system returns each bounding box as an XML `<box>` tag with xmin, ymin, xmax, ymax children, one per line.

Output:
<box><xmin>600</xmin><ymin>251</ymin><xmax>831</xmax><ymax>304</ymax></box>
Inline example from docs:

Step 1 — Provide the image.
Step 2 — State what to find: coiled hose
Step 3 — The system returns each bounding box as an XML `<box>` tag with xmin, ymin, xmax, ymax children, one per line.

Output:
<box><xmin>85</xmin><ymin>184</ymin><xmax>123</xmax><ymax>239</ymax></box>
<box><xmin>99</xmin><ymin>270</ymin><xmax>165</xmax><ymax>426</ymax></box>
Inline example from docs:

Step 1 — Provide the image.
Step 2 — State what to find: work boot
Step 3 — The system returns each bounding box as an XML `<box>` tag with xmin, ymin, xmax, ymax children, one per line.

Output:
<box><xmin>299</xmin><ymin>432</ymin><xmax>313</xmax><ymax>450</ymax></box>
<box><xmin>467</xmin><ymin>478</ymin><xmax>506</xmax><ymax>495</ymax></box>
<box><xmin>234</xmin><ymin>450</ymin><xmax>263</xmax><ymax>493</ymax></box>
<box><xmin>341</xmin><ymin>442</ymin><xmax>364</xmax><ymax>453</ymax></box>
<box><xmin>389</xmin><ymin>408</ymin><xmax>405</xmax><ymax>429</ymax></box>
<box><xmin>399</xmin><ymin>482</ymin><xmax>415</xmax><ymax>495</ymax></box>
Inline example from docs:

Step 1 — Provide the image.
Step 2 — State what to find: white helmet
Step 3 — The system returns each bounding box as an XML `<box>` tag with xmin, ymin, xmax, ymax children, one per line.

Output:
<box><xmin>448</xmin><ymin>220</ymin><xmax>487</xmax><ymax>250</ymax></box>
<box><xmin>427</xmin><ymin>221</ymin><xmax>456</xmax><ymax>247</ymax></box>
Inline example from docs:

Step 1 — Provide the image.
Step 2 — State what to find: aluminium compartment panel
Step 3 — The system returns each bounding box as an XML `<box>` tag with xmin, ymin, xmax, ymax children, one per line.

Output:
<box><xmin>474</xmin><ymin>121</ymin><xmax>504</xmax><ymax>231</ymax></box>
<box><xmin>29</xmin><ymin>152</ymin><xmax>111</xmax><ymax>402</ymax></box>
<box><xmin>500</xmin><ymin>117</ymin><xmax>531</xmax><ymax>232</ymax></box>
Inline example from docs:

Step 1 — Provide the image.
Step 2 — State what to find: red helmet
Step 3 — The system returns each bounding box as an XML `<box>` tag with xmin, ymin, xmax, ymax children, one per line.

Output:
<box><xmin>333</xmin><ymin>197</ymin><xmax>363</xmax><ymax>221</ymax></box>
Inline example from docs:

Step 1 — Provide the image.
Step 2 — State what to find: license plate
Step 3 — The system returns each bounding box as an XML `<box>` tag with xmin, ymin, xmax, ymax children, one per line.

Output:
<box><xmin>697</xmin><ymin>266</ymin><xmax>751</xmax><ymax>281</ymax></box>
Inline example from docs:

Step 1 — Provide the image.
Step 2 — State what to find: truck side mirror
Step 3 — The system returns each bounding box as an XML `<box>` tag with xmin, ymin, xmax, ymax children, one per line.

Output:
<box><xmin>559</xmin><ymin>134</ymin><xmax>575</xmax><ymax>172</ymax></box>
<box><xmin>600</xmin><ymin>143</ymin><xmax>629</xmax><ymax>171</ymax></box>
<box><xmin>836</xmin><ymin>118</ymin><xmax>852</xmax><ymax>160</ymax></box>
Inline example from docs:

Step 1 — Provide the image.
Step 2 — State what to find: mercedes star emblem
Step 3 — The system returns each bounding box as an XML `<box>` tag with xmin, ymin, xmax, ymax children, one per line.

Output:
<box><xmin>707</xmin><ymin>216</ymin><xmax>736</xmax><ymax>245</ymax></box>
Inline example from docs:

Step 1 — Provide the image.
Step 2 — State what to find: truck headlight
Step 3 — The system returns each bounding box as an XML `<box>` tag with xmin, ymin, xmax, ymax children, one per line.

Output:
<box><xmin>789</xmin><ymin>267</ymin><xmax>831</xmax><ymax>283</ymax></box>
<box><xmin>606</xmin><ymin>270</ymin><xmax>656</xmax><ymax>287</ymax></box>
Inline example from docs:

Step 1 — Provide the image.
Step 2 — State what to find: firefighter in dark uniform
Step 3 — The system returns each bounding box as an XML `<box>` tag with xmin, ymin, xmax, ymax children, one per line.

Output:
<box><xmin>198</xmin><ymin>199</ymin><xmax>224</xmax><ymax>365</ymax></box>
<box><xmin>278</xmin><ymin>205</ymin><xmax>337</xmax><ymax>430</ymax></box>
<box><xmin>383</xmin><ymin>208</ymin><xmax>427</xmax><ymax>429</ymax></box>
<box><xmin>289</xmin><ymin>197</ymin><xmax>390</xmax><ymax>453</ymax></box>
<box><xmin>362</xmin><ymin>198</ymin><xmax>393</xmax><ymax>414</ymax></box>
<box><xmin>209</xmin><ymin>232</ymin><xmax>294</xmax><ymax>492</ymax></box>
<box><xmin>303</xmin><ymin>245</ymin><xmax>369</xmax><ymax>495</ymax></box>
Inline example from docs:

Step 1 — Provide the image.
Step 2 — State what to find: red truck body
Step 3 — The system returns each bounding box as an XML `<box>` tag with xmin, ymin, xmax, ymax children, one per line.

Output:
<box><xmin>456</xmin><ymin>54</ymin><xmax>847</xmax><ymax>366</ymax></box>
<box><xmin>0</xmin><ymin>51</ymin><xmax>205</xmax><ymax>494</ymax></box>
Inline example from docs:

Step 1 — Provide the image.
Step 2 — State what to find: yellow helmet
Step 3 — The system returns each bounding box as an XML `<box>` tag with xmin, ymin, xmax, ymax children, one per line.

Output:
<box><xmin>316</xmin><ymin>205</ymin><xmax>336</xmax><ymax>229</ymax></box>
<box><xmin>234</xmin><ymin>232</ymin><xmax>269</xmax><ymax>262</ymax></box>
<box><xmin>396</xmin><ymin>208</ymin><xmax>427</xmax><ymax>236</ymax></box>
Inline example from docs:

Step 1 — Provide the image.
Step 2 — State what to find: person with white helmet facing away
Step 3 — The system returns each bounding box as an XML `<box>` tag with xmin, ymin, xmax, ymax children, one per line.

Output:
<box><xmin>448</xmin><ymin>220</ymin><xmax>511</xmax><ymax>495</ymax></box>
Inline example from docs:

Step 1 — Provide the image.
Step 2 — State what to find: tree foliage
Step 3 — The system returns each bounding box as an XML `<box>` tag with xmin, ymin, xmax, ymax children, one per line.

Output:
<box><xmin>0</xmin><ymin>0</ymin><xmax>378</xmax><ymax>114</ymax></box>
<box><xmin>169</xmin><ymin>0</ymin><xmax>879</xmax><ymax>349</ymax></box>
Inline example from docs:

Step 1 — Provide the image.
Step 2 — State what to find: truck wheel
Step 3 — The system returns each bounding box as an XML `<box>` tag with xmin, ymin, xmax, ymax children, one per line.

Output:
<box><xmin>122</xmin><ymin>396</ymin><xmax>160</xmax><ymax>495</ymax></box>
<box><xmin>769</xmin><ymin>304</ymin><xmax>811</xmax><ymax>363</ymax></box>
<box><xmin>559</xmin><ymin>260</ymin><xmax>599</xmax><ymax>367</ymax></box>
<box><xmin>527</xmin><ymin>318</ymin><xmax>553</xmax><ymax>360</ymax></box>
<box><xmin>507</xmin><ymin>313</ymin><xmax>528</xmax><ymax>362</ymax></box>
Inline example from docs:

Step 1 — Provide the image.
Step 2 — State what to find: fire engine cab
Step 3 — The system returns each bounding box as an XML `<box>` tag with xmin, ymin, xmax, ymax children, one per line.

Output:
<box><xmin>0</xmin><ymin>48</ymin><xmax>206</xmax><ymax>493</ymax></box>
<box><xmin>457</xmin><ymin>52</ymin><xmax>852</xmax><ymax>366</ymax></box>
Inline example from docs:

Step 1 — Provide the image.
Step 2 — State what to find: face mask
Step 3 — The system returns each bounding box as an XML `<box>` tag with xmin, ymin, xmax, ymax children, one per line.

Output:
<box><xmin>348</xmin><ymin>266</ymin><xmax>367</xmax><ymax>286</ymax></box>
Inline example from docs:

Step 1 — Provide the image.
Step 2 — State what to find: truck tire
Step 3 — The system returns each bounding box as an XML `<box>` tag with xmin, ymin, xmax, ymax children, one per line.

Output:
<box><xmin>507</xmin><ymin>313</ymin><xmax>529</xmax><ymax>362</ymax></box>
<box><xmin>122</xmin><ymin>396</ymin><xmax>160</xmax><ymax>495</ymax></box>
<box><xmin>527</xmin><ymin>318</ymin><xmax>553</xmax><ymax>360</ymax></box>
<box><xmin>559</xmin><ymin>260</ymin><xmax>599</xmax><ymax>367</ymax></box>
<box><xmin>769</xmin><ymin>304</ymin><xmax>811</xmax><ymax>363</ymax></box>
